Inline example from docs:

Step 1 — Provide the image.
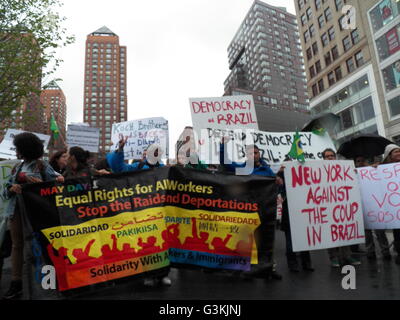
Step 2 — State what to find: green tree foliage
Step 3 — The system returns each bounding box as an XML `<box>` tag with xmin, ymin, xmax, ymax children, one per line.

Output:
<box><xmin>0</xmin><ymin>0</ymin><xmax>74</xmax><ymax>121</ymax></box>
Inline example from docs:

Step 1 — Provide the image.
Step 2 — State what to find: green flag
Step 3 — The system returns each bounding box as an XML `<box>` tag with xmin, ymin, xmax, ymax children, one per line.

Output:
<box><xmin>289</xmin><ymin>131</ymin><xmax>305</xmax><ymax>163</ymax></box>
<box><xmin>312</xmin><ymin>127</ymin><xmax>326</xmax><ymax>136</ymax></box>
<box><xmin>50</xmin><ymin>115</ymin><xmax>59</xmax><ymax>140</ymax></box>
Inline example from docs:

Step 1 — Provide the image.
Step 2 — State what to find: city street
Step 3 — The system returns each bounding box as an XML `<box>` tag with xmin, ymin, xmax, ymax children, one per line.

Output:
<box><xmin>1</xmin><ymin>230</ymin><xmax>399</xmax><ymax>301</ymax></box>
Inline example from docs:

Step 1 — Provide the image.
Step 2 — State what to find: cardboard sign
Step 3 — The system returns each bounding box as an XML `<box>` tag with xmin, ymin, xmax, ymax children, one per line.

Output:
<box><xmin>66</xmin><ymin>125</ymin><xmax>100</xmax><ymax>153</ymax></box>
<box><xmin>111</xmin><ymin>117</ymin><xmax>169</xmax><ymax>160</ymax></box>
<box><xmin>285</xmin><ymin>160</ymin><xmax>365</xmax><ymax>252</ymax></box>
<box><xmin>357</xmin><ymin>163</ymin><xmax>400</xmax><ymax>229</ymax></box>
<box><xmin>0</xmin><ymin>129</ymin><xmax>50</xmax><ymax>159</ymax></box>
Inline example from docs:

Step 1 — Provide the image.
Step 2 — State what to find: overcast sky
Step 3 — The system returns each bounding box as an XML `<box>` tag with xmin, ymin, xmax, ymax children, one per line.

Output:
<box><xmin>52</xmin><ymin>0</ymin><xmax>295</xmax><ymax>154</ymax></box>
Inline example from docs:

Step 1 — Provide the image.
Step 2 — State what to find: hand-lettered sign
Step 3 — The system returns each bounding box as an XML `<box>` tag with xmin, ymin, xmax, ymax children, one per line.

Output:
<box><xmin>0</xmin><ymin>129</ymin><xmax>50</xmax><ymax>159</ymax></box>
<box><xmin>194</xmin><ymin>127</ymin><xmax>336</xmax><ymax>164</ymax></box>
<box><xmin>357</xmin><ymin>163</ymin><xmax>400</xmax><ymax>229</ymax></box>
<box><xmin>111</xmin><ymin>117</ymin><xmax>169</xmax><ymax>160</ymax></box>
<box><xmin>285</xmin><ymin>160</ymin><xmax>365</xmax><ymax>252</ymax></box>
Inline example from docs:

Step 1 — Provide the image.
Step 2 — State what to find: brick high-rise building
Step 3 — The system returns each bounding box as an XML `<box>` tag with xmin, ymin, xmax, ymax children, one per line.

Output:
<box><xmin>0</xmin><ymin>94</ymin><xmax>46</xmax><ymax>142</ymax></box>
<box><xmin>224</xmin><ymin>1</ymin><xmax>309</xmax><ymax>112</ymax></box>
<box><xmin>83</xmin><ymin>26</ymin><xmax>128</xmax><ymax>154</ymax></box>
<box><xmin>294</xmin><ymin>0</ymin><xmax>400</xmax><ymax>145</ymax></box>
<box><xmin>41</xmin><ymin>81</ymin><xmax>67</xmax><ymax>139</ymax></box>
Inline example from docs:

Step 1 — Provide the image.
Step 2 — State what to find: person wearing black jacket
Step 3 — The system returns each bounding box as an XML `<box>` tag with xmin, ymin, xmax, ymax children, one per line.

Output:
<box><xmin>277</xmin><ymin>170</ymin><xmax>314</xmax><ymax>272</ymax></box>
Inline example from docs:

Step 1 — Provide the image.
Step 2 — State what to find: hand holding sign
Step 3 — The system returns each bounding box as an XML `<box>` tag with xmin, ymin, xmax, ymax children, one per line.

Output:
<box><xmin>118</xmin><ymin>136</ymin><xmax>129</xmax><ymax>152</ymax></box>
<box><xmin>9</xmin><ymin>184</ymin><xmax>22</xmax><ymax>194</ymax></box>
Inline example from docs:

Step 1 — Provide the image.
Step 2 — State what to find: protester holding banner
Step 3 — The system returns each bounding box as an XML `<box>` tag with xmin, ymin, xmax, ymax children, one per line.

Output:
<box><xmin>382</xmin><ymin>144</ymin><xmax>400</xmax><ymax>265</ymax></box>
<box><xmin>49</xmin><ymin>149</ymin><xmax>68</xmax><ymax>175</ymax></box>
<box><xmin>276</xmin><ymin>170</ymin><xmax>314</xmax><ymax>273</ymax></box>
<box><xmin>107</xmin><ymin>137</ymin><xmax>171</xmax><ymax>287</ymax></box>
<box><xmin>63</xmin><ymin>146</ymin><xmax>95</xmax><ymax>178</ymax></box>
<box><xmin>354</xmin><ymin>156</ymin><xmax>391</xmax><ymax>261</ymax></box>
<box><xmin>175</xmin><ymin>143</ymin><xmax>208</xmax><ymax>170</ymax></box>
<box><xmin>219</xmin><ymin>138</ymin><xmax>275</xmax><ymax>177</ymax></box>
<box><xmin>107</xmin><ymin>137</ymin><xmax>165</xmax><ymax>173</ymax></box>
<box><xmin>322</xmin><ymin>148</ymin><xmax>361</xmax><ymax>267</ymax></box>
<box><xmin>219</xmin><ymin>137</ymin><xmax>282</xmax><ymax>280</ymax></box>
<box><xmin>2</xmin><ymin>133</ymin><xmax>64</xmax><ymax>300</ymax></box>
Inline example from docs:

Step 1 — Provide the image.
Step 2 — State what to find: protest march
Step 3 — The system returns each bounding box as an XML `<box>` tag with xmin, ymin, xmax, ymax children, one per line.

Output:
<box><xmin>0</xmin><ymin>95</ymin><xmax>399</xmax><ymax>301</ymax></box>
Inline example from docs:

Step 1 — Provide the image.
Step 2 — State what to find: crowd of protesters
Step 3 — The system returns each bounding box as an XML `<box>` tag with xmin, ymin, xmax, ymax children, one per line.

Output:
<box><xmin>0</xmin><ymin>130</ymin><xmax>399</xmax><ymax>299</ymax></box>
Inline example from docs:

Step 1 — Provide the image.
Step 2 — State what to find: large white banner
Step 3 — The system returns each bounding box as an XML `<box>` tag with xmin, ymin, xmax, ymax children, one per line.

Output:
<box><xmin>0</xmin><ymin>129</ymin><xmax>50</xmax><ymax>160</ymax></box>
<box><xmin>357</xmin><ymin>163</ymin><xmax>400</xmax><ymax>229</ymax></box>
<box><xmin>66</xmin><ymin>125</ymin><xmax>100</xmax><ymax>153</ymax></box>
<box><xmin>285</xmin><ymin>160</ymin><xmax>365</xmax><ymax>252</ymax></box>
<box><xmin>194</xmin><ymin>128</ymin><xmax>336</xmax><ymax>167</ymax></box>
<box><xmin>111</xmin><ymin>117</ymin><xmax>169</xmax><ymax>160</ymax></box>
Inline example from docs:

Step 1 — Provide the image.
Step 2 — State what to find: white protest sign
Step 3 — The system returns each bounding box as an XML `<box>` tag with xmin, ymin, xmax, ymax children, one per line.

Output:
<box><xmin>190</xmin><ymin>95</ymin><xmax>258</xmax><ymax>130</ymax></box>
<box><xmin>111</xmin><ymin>117</ymin><xmax>169</xmax><ymax>160</ymax></box>
<box><xmin>190</xmin><ymin>96</ymin><xmax>258</xmax><ymax>163</ymax></box>
<box><xmin>196</xmin><ymin>128</ymin><xmax>336</xmax><ymax>164</ymax></box>
<box><xmin>284</xmin><ymin>160</ymin><xmax>365</xmax><ymax>252</ymax></box>
<box><xmin>66</xmin><ymin>125</ymin><xmax>100</xmax><ymax>153</ymax></box>
<box><xmin>0</xmin><ymin>129</ymin><xmax>50</xmax><ymax>159</ymax></box>
<box><xmin>357</xmin><ymin>163</ymin><xmax>400</xmax><ymax>229</ymax></box>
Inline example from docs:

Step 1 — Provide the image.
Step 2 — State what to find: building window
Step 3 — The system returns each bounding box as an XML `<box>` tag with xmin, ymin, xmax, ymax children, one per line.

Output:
<box><xmin>331</xmin><ymin>46</ymin><xmax>339</xmax><ymax>60</ymax></box>
<box><xmin>340</xmin><ymin>108</ymin><xmax>354</xmax><ymax>130</ymax></box>
<box><xmin>304</xmin><ymin>30</ymin><xmax>310</xmax><ymax>42</ymax></box>
<box><xmin>312</xmin><ymin>84</ymin><xmax>318</xmax><ymax>97</ymax></box>
<box><xmin>309</xmin><ymin>24</ymin><xmax>316</xmax><ymax>38</ymax></box>
<box><xmin>306</xmin><ymin>7</ymin><xmax>313</xmax><ymax>20</ymax></box>
<box><xmin>318</xmin><ymin>79</ymin><xmax>325</xmax><ymax>93</ymax></box>
<box><xmin>306</xmin><ymin>47</ymin><xmax>313</xmax><ymax>60</ymax></box>
<box><xmin>382</xmin><ymin>59</ymin><xmax>400</xmax><ymax>92</ymax></box>
<box><xmin>355</xmin><ymin>51</ymin><xmax>364</xmax><ymax>67</ymax></box>
<box><xmin>301</xmin><ymin>14</ymin><xmax>307</xmax><ymax>25</ymax></box>
<box><xmin>324</xmin><ymin>7</ymin><xmax>332</xmax><ymax>22</ymax></box>
<box><xmin>346</xmin><ymin>57</ymin><xmax>355</xmax><ymax>73</ymax></box>
<box><xmin>389</xmin><ymin>95</ymin><xmax>400</xmax><ymax>117</ymax></box>
<box><xmin>321</xmin><ymin>33</ymin><xmax>329</xmax><ymax>47</ymax></box>
<box><xmin>369</xmin><ymin>0</ymin><xmax>400</xmax><ymax>33</ymax></box>
<box><xmin>335</xmin><ymin>0</ymin><xmax>344</xmax><ymax>11</ymax></box>
<box><xmin>351</xmin><ymin>29</ymin><xmax>360</xmax><ymax>45</ymax></box>
<box><xmin>315</xmin><ymin>60</ymin><xmax>322</xmax><ymax>73</ymax></box>
<box><xmin>310</xmin><ymin>66</ymin><xmax>316</xmax><ymax>78</ymax></box>
<box><xmin>335</xmin><ymin>66</ymin><xmax>343</xmax><ymax>81</ymax></box>
<box><xmin>343</xmin><ymin>36</ymin><xmax>352</xmax><ymax>51</ymax></box>
<box><xmin>328</xmin><ymin>27</ymin><xmax>335</xmax><ymax>41</ymax></box>
<box><xmin>312</xmin><ymin>42</ymin><xmax>319</xmax><ymax>55</ymax></box>
<box><xmin>375</xmin><ymin>24</ymin><xmax>400</xmax><ymax>62</ymax></box>
<box><xmin>318</xmin><ymin>15</ymin><xmax>325</xmax><ymax>28</ymax></box>
<box><xmin>324</xmin><ymin>52</ymin><xmax>332</xmax><ymax>66</ymax></box>
<box><xmin>328</xmin><ymin>71</ymin><xmax>335</xmax><ymax>86</ymax></box>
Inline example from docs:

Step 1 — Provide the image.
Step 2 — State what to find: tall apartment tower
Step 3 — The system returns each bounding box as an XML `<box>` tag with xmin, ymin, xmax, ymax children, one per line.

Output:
<box><xmin>83</xmin><ymin>26</ymin><xmax>128</xmax><ymax>154</ymax></box>
<box><xmin>41</xmin><ymin>81</ymin><xmax>67</xmax><ymax>141</ymax></box>
<box><xmin>294</xmin><ymin>0</ymin><xmax>399</xmax><ymax>145</ymax></box>
<box><xmin>224</xmin><ymin>1</ymin><xmax>309</xmax><ymax>113</ymax></box>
